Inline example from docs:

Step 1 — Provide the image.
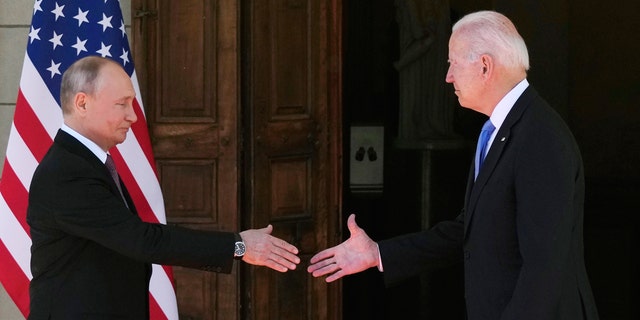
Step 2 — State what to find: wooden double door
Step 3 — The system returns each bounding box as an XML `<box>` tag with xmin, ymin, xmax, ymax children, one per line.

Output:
<box><xmin>131</xmin><ymin>0</ymin><xmax>342</xmax><ymax>319</ymax></box>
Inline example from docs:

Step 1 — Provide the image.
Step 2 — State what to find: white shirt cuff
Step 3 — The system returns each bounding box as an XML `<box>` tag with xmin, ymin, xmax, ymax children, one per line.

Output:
<box><xmin>376</xmin><ymin>243</ymin><xmax>383</xmax><ymax>272</ymax></box>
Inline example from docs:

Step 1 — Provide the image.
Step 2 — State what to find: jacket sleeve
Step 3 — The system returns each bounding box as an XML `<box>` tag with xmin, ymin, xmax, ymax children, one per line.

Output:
<box><xmin>30</xmin><ymin>152</ymin><xmax>235</xmax><ymax>274</ymax></box>
<box><xmin>379</xmin><ymin>211</ymin><xmax>464</xmax><ymax>286</ymax></box>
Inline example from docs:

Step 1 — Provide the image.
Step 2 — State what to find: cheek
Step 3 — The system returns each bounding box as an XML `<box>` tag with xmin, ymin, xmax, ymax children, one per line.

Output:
<box><xmin>457</xmin><ymin>72</ymin><xmax>477</xmax><ymax>92</ymax></box>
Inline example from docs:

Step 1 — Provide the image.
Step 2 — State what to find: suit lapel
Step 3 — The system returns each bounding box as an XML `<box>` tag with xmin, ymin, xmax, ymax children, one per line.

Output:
<box><xmin>55</xmin><ymin>130</ymin><xmax>136</xmax><ymax>213</ymax></box>
<box><xmin>56</xmin><ymin>130</ymin><xmax>109</xmax><ymax>174</ymax></box>
<box><xmin>463</xmin><ymin>86</ymin><xmax>539</xmax><ymax>237</ymax></box>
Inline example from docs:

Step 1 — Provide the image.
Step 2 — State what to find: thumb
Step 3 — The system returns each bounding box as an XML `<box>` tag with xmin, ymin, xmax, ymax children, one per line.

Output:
<box><xmin>262</xmin><ymin>224</ymin><xmax>273</xmax><ymax>234</ymax></box>
<box><xmin>347</xmin><ymin>214</ymin><xmax>359</xmax><ymax>235</ymax></box>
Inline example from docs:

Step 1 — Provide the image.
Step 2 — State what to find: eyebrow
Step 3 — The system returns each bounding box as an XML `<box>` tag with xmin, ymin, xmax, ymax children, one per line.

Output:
<box><xmin>115</xmin><ymin>95</ymin><xmax>134</xmax><ymax>102</ymax></box>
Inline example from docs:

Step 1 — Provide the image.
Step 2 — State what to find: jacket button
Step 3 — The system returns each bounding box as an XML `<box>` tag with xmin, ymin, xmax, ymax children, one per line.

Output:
<box><xmin>464</xmin><ymin>251</ymin><xmax>470</xmax><ymax>260</ymax></box>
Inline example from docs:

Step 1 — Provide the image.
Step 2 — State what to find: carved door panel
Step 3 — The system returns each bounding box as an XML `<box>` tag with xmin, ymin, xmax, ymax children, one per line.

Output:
<box><xmin>242</xmin><ymin>0</ymin><xmax>342</xmax><ymax>319</ymax></box>
<box><xmin>132</xmin><ymin>0</ymin><xmax>240</xmax><ymax>319</ymax></box>
<box><xmin>132</xmin><ymin>0</ymin><xmax>342</xmax><ymax>318</ymax></box>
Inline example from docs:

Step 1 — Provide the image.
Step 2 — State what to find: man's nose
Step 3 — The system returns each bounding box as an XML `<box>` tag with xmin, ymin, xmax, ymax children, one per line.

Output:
<box><xmin>127</xmin><ymin>105</ymin><xmax>138</xmax><ymax>123</ymax></box>
<box><xmin>445</xmin><ymin>68</ymin><xmax>454</xmax><ymax>83</ymax></box>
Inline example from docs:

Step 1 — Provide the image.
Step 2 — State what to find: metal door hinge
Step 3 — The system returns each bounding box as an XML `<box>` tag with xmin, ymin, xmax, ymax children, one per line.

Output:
<box><xmin>134</xmin><ymin>10</ymin><xmax>157</xmax><ymax>19</ymax></box>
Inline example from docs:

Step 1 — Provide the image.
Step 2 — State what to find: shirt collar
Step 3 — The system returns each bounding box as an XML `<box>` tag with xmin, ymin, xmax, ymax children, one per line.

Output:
<box><xmin>61</xmin><ymin>124</ymin><xmax>109</xmax><ymax>163</ymax></box>
<box><xmin>489</xmin><ymin>78</ymin><xmax>529</xmax><ymax>130</ymax></box>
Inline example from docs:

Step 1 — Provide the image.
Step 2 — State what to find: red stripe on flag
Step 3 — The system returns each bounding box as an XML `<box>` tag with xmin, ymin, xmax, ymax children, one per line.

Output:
<box><xmin>109</xmin><ymin>148</ymin><xmax>160</xmax><ymax>224</ymax></box>
<box><xmin>161</xmin><ymin>265</ymin><xmax>174</xmax><ymax>284</ymax></box>
<box><xmin>131</xmin><ymin>99</ymin><xmax>158</xmax><ymax>175</ymax></box>
<box><xmin>0</xmin><ymin>161</ymin><xmax>30</xmax><ymax>235</ymax></box>
<box><xmin>13</xmin><ymin>90</ymin><xmax>54</xmax><ymax>162</ymax></box>
<box><xmin>148</xmin><ymin>292</ymin><xmax>169</xmax><ymax>320</ymax></box>
<box><xmin>0</xmin><ymin>240</ymin><xmax>31</xmax><ymax>318</ymax></box>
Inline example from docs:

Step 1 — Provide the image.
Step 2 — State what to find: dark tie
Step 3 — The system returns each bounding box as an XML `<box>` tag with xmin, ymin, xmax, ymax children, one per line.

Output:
<box><xmin>105</xmin><ymin>154</ymin><xmax>128</xmax><ymax>206</ymax></box>
<box><xmin>474</xmin><ymin>120</ymin><xmax>495</xmax><ymax>180</ymax></box>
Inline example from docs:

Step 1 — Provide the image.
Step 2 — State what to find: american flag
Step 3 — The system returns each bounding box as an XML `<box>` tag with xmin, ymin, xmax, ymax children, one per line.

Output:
<box><xmin>0</xmin><ymin>0</ymin><xmax>178</xmax><ymax>318</ymax></box>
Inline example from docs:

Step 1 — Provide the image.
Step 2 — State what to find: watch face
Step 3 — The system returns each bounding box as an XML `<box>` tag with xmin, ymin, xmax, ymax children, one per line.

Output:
<box><xmin>235</xmin><ymin>241</ymin><xmax>246</xmax><ymax>256</ymax></box>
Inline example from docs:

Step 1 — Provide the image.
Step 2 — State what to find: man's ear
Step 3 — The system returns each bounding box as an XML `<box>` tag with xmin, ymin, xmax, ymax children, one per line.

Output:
<box><xmin>73</xmin><ymin>93</ymin><xmax>88</xmax><ymax>114</ymax></box>
<box><xmin>480</xmin><ymin>54</ymin><xmax>493</xmax><ymax>77</ymax></box>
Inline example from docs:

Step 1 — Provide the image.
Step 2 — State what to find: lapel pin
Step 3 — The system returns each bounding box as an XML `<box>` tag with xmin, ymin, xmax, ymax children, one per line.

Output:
<box><xmin>500</xmin><ymin>137</ymin><xmax>506</xmax><ymax>142</ymax></box>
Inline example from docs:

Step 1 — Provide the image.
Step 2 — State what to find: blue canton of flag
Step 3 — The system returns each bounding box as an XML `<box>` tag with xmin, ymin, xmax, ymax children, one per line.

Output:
<box><xmin>27</xmin><ymin>0</ymin><xmax>134</xmax><ymax>107</ymax></box>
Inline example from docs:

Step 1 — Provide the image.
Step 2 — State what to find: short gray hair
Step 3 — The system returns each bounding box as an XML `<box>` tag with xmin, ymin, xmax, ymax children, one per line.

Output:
<box><xmin>60</xmin><ymin>56</ymin><xmax>116</xmax><ymax>114</ymax></box>
<box><xmin>452</xmin><ymin>11</ymin><xmax>529</xmax><ymax>72</ymax></box>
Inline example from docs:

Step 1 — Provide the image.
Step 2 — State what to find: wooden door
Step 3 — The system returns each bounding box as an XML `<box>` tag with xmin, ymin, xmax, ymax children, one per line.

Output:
<box><xmin>132</xmin><ymin>0</ymin><xmax>342</xmax><ymax>319</ymax></box>
<box><xmin>241</xmin><ymin>1</ymin><xmax>342</xmax><ymax>319</ymax></box>
<box><xmin>132</xmin><ymin>0</ymin><xmax>241</xmax><ymax>319</ymax></box>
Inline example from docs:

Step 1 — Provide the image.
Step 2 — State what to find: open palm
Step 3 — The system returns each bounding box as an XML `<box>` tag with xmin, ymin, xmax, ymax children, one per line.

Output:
<box><xmin>307</xmin><ymin>214</ymin><xmax>379</xmax><ymax>282</ymax></box>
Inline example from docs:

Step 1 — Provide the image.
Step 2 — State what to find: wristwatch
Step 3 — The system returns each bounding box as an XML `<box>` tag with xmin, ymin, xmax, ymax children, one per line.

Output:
<box><xmin>234</xmin><ymin>233</ymin><xmax>246</xmax><ymax>259</ymax></box>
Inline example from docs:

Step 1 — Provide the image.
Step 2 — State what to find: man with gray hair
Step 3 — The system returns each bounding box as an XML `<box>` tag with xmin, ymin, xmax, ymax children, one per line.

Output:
<box><xmin>308</xmin><ymin>11</ymin><xmax>599</xmax><ymax>320</ymax></box>
<box><xmin>28</xmin><ymin>56</ymin><xmax>300</xmax><ymax>319</ymax></box>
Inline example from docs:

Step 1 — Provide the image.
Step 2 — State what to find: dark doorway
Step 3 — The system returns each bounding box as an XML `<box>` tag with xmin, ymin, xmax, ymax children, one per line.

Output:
<box><xmin>341</xmin><ymin>1</ymin><xmax>476</xmax><ymax>319</ymax></box>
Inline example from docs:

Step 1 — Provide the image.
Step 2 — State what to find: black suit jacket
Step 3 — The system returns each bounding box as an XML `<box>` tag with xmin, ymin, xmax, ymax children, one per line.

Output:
<box><xmin>379</xmin><ymin>86</ymin><xmax>599</xmax><ymax>320</ymax></box>
<box><xmin>27</xmin><ymin>130</ymin><xmax>236</xmax><ymax>319</ymax></box>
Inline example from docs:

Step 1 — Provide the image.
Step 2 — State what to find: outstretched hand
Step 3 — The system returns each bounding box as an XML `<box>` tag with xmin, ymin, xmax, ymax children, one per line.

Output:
<box><xmin>239</xmin><ymin>225</ymin><xmax>300</xmax><ymax>272</ymax></box>
<box><xmin>307</xmin><ymin>214</ymin><xmax>379</xmax><ymax>282</ymax></box>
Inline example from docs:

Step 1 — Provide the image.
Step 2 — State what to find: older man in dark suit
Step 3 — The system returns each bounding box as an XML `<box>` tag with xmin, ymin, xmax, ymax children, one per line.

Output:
<box><xmin>27</xmin><ymin>56</ymin><xmax>300</xmax><ymax>319</ymax></box>
<box><xmin>308</xmin><ymin>11</ymin><xmax>599</xmax><ymax>320</ymax></box>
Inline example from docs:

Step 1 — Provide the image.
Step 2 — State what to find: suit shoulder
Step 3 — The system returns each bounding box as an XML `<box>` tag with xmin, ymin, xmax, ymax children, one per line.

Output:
<box><xmin>31</xmin><ymin>143</ymin><xmax>98</xmax><ymax>188</ymax></box>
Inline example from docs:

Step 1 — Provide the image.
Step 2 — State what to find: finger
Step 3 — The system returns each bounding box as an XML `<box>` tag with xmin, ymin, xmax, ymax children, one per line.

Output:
<box><xmin>307</xmin><ymin>257</ymin><xmax>335</xmax><ymax>273</ymax></box>
<box><xmin>309</xmin><ymin>259</ymin><xmax>341</xmax><ymax>276</ymax></box>
<box><xmin>271</xmin><ymin>238</ymin><xmax>299</xmax><ymax>255</ymax></box>
<box><xmin>325</xmin><ymin>269</ymin><xmax>345</xmax><ymax>283</ymax></box>
<box><xmin>269</xmin><ymin>254</ymin><xmax>299</xmax><ymax>271</ymax></box>
<box><xmin>267</xmin><ymin>256</ymin><xmax>298</xmax><ymax>272</ymax></box>
<box><xmin>264</xmin><ymin>260</ymin><xmax>289</xmax><ymax>273</ymax></box>
<box><xmin>311</xmin><ymin>261</ymin><xmax>341</xmax><ymax>278</ymax></box>
<box><xmin>262</xmin><ymin>224</ymin><xmax>273</xmax><ymax>234</ymax></box>
<box><xmin>270</xmin><ymin>246</ymin><xmax>301</xmax><ymax>265</ymax></box>
<box><xmin>310</xmin><ymin>261</ymin><xmax>340</xmax><ymax>277</ymax></box>
<box><xmin>309</xmin><ymin>249</ymin><xmax>334</xmax><ymax>264</ymax></box>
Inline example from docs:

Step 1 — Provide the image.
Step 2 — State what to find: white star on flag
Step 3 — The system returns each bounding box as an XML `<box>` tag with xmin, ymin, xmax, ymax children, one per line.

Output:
<box><xmin>28</xmin><ymin>26</ymin><xmax>41</xmax><ymax>43</ymax></box>
<box><xmin>96</xmin><ymin>42</ymin><xmax>112</xmax><ymax>57</ymax></box>
<box><xmin>33</xmin><ymin>0</ymin><xmax>43</xmax><ymax>15</ymax></box>
<box><xmin>98</xmin><ymin>13</ymin><xmax>113</xmax><ymax>32</ymax></box>
<box><xmin>120</xmin><ymin>48</ymin><xmax>130</xmax><ymax>66</ymax></box>
<box><xmin>48</xmin><ymin>31</ymin><xmax>63</xmax><ymax>50</ymax></box>
<box><xmin>46</xmin><ymin>59</ymin><xmax>61</xmax><ymax>78</ymax></box>
<box><xmin>74</xmin><ymin>8</ymin><xmax>89</xmax><ymax>26</ymax></box>
<box><xmin>51</xmin><ymin>2</ymin><xmax>64</xmax><ymax>21</ymax></box>
<box><xmin>72</xmin><ymin>37</ymin><xmax>88</xmax><ymax>55</ymax></box>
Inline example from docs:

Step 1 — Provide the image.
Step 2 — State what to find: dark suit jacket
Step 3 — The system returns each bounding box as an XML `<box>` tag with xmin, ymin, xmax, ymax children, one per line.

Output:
<box><xmin>379</xmin><ymin>86</ymin><xmax>599</xmax><ymax>320</ymax></box>
<box><xmin>27</xmin><ymin>130</ymin><xmax>236</xmax><ymax>319</ymax></box>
